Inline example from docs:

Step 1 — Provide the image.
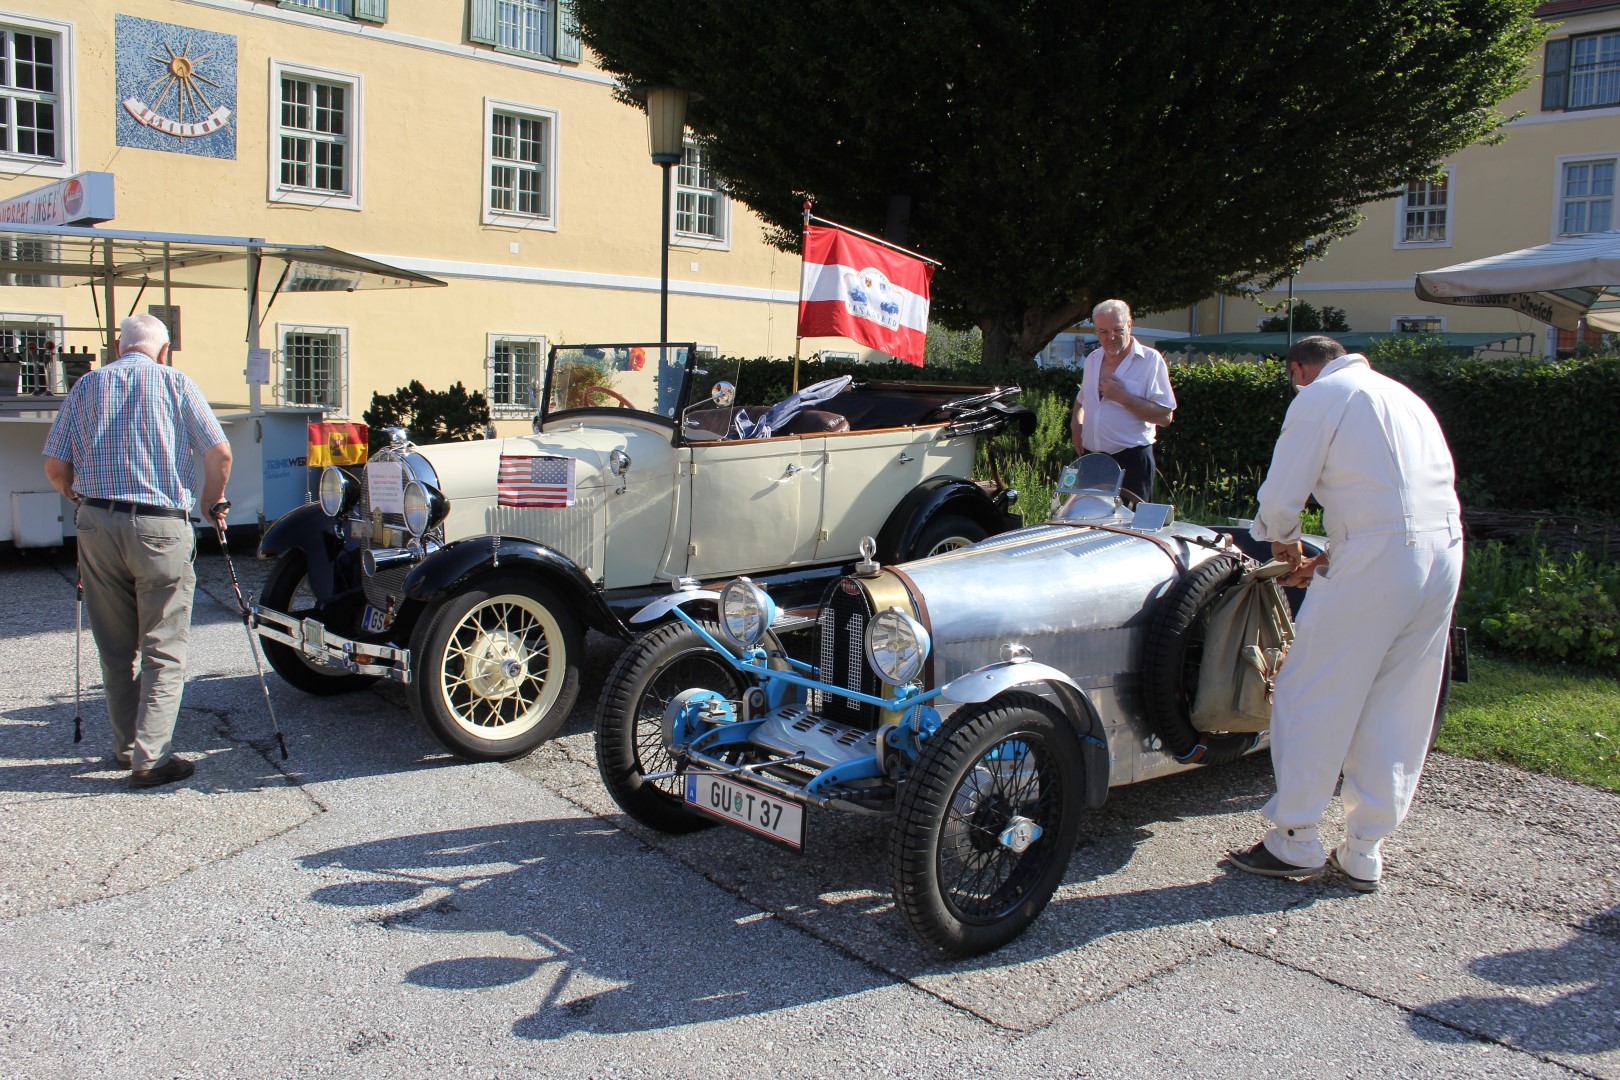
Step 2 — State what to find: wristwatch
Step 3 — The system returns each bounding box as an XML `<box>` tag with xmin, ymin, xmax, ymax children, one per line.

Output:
<box><xmin>210</xmin><ymin>499</ymin><xmax>232</xmax><ymax>517</ymax></box>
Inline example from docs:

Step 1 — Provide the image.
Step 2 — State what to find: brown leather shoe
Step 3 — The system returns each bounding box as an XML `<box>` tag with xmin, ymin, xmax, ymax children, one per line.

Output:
<box><xmin>130</xmin><ymin>756</ymin><xmax>195</xmax><ymax>789</ymax></box>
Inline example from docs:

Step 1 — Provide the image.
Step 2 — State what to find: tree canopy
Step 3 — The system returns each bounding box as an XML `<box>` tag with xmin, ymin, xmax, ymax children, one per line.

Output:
<box><xmin>574</xmin><ymin>1</ymin><xmax>1544</xmax><ymax>367</ymax></box>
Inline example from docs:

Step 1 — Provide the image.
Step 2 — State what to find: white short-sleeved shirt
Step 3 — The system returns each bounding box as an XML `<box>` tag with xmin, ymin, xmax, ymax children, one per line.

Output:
<box><xmin>1073</xmin><ymin>340</ymin><xmax>1177</xmax><ymax>452</ymax></box>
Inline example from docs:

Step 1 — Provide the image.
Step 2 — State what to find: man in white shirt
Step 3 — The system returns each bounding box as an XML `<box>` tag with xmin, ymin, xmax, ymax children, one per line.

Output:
<box><xmin>1068</xmin><ymin>299</ymin><xmax>1176</xmax><ymax>501</ymax></box>
<box><xmin>1228</xmin><ymin>335</ymin><xmax>1462</xmax><ymax>892</ymax></box>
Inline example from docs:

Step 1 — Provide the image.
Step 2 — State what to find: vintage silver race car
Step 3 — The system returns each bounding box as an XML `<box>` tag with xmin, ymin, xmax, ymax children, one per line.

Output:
<box><xmin>594</xmin><ymin>456</ymin><xmax>1321</xmax><ymax>957</ymax></box>
<box><xmin>249</xmin><ymin>342</ymin><xmax>1032</xmax><ymax>761</ymax></box>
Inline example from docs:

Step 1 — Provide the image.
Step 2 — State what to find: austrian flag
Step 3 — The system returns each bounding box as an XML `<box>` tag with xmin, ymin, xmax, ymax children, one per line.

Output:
<box><xmin>497</xmin><ymin>454</ymin><xmax>576</xmax><ymax>508</ymax></box>
<box><xmin>798</xmin><ymin>224</ymin><xmax>934</xmax><ymax>366</ymax></box>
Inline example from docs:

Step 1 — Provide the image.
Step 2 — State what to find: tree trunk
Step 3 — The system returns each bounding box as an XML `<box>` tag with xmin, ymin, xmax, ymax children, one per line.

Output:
<box><xmin>980</xmin><ymin>301</ymin><xmax>1089</xmax><ymax>371</ymax></box>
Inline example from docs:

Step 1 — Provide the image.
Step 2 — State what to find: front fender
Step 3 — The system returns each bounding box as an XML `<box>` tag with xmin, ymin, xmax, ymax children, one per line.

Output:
<box><xmin>256</xmin><ymin>503</ymin><xmax>346</xmax><ymax>603</ymax></box>
<box><xmin>628</xmin><ymin>589</ymin><xmax>721</xmax><ymax>625</ymax></box>
<box><xmin>875</xmin><ymin>476</ymin><xmax>1005</xmax><ymax>563</ymax></box>
<box><xmin>402</xmin><ymin>536</ymin><xmax>627</xmax><ymax>638</ymax></box>
<box><xmin>941</xmin><ymin>659</ymin><xmax>1111</xmax><ymax>808</ymax></box>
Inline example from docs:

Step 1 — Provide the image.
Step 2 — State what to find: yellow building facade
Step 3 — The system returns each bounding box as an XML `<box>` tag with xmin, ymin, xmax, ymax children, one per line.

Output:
<box><xmin>1162</xmin><ymin>1</ymin><xmax>1619</xmax><ymax>357</ymax></box>
<box><xmin>0</xmin><ymin>0</ymin><xmax>842</xmax><ymax>433</ymax></box>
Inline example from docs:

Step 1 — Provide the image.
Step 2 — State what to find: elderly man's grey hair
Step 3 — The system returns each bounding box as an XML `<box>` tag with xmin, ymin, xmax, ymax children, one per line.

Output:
<box><xmin>1092</xmin><ymin>298</ymin><xmax>1132</xmax><ymax>324</ymax></box>
<box><xmin>119</xmin><ymin>313</ymin><xmax>170</xmax><ymax>357</ymax></box>
<box><xmin>1286</xmin><ymin>335</ymin><xmax>1347</xmax><ymax>368</ymax></box>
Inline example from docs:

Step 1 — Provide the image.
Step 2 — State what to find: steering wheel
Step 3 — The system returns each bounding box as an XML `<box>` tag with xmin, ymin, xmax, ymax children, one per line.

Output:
<box><xmin>579</xmin><ymin>385</ymin><xmax>634</xmax><ymax>409</ymax></box>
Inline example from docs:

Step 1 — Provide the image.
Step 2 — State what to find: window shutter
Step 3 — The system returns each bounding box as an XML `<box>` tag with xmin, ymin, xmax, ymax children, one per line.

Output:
<box><xmin>355</xmin><ymin>0</ymin><xmax>387</xmax><ymax>23</ymax></box>
<box><xmin>1542</xmin><ymin>38</ymin><xmax>1570</xmax><ymax>111</ymax></box>
<box><xmin>555</xmin><ymin>0</ymin><xmax>582</xmax><ymax>61</ymax></box>
<box><xmin>469</xmin><ymin>0</ymin><xmax>498</xmax><ymax>45</ymax></box>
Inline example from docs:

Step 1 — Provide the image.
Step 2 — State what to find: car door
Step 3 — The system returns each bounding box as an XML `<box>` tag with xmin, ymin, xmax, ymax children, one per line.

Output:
<box><xmin>816</xmin><ymin>425</ymin><xmax>975</xmax><ymax>559</ymax></box>
<box><xmin>678</xmin><ymin>434</ymin><xmax>821</xmax><ymax>578</ymax></box>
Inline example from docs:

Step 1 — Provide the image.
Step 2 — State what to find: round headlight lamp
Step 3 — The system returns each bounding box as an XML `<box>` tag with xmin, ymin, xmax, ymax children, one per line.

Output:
<box><xmin>719</xmin><ymin>578</ymin><xmax>777</xmax><ymax>649</ymax></box>
<box><xmin>318</xmin><ymin>466</ymin><xmax>356</xmax><ymax>518</ymax></box>
<box><xmin>865</xmin><ymin>607</ymin><xmax>931</xmax><ymax>686</ymax></box>
<box><xmin>402</xmin><ymin>480</ymin><xmax>448</xmax><ymax>538</ymax></box>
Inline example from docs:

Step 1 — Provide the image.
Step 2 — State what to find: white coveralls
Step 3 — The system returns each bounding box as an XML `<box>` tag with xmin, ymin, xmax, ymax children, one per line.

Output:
<box><xmin>1250</xmin><ymin>353</ymin><xmax>1462</xmax><ymax>881</ymax></box>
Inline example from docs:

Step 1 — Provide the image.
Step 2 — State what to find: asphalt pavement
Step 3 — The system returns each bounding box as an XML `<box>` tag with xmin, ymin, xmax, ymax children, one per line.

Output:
<box><xmin>1</xmin><ymin>544</ymin><xmax>1616</xmax><ymax>1079</ymax></box>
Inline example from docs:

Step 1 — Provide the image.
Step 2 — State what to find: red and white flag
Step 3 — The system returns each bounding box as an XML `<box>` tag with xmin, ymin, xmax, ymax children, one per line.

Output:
<box><xmin>798</xmin><ymin>223</ymin><xmax>934</xmax><ymax>366</ymax></box>
<box><xmin>497</xmin><ymin>454</ymin><xmax>576</xmax><ymax>508</ymax></box>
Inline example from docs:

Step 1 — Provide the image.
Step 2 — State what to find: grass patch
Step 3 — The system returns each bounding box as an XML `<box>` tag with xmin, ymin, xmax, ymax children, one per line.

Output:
<box><xmin>1439</xmin><ymin>652</ymin><xmax>1620</xmax><ymax>793</ymax></box>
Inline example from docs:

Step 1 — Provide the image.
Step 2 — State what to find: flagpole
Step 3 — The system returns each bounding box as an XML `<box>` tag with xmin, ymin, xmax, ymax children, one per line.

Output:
<box><xmin>793</xmin><ymin>200</ymin><xmax>812</xmax><ymax>392</ymax></box>
<box><xmin>806</xmin><ymin>213</ymin><xmax>944</xmax><ymax>268</ymax></box>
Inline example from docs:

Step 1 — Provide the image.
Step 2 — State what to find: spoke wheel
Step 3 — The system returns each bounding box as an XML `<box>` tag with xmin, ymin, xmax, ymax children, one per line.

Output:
<box><xmin>892</xmin><ymin>692</ymin><xmax>1084</xmax><ymax>957</ymax></box>
<box><xmin>595</xmin><ymin>619</ymin><xmax>749</xmax><ymax>833</ymax></box>
<box><xmin>410</xmin><ymin>575</ymin><xmax>581</xmax><ymax>761</ymax></box>
<box><xmin>258</xmin><ymin>552</ymin><xmax>378</xmax><ymax>695</ymax></box>
<box><xmin>906</xmin><ymin>513</ymin><xmax>989</xmax><ymax>560</ymax></box>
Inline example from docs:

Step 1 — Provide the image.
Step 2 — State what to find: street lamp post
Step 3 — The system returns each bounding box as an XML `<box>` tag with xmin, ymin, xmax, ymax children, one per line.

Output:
<box><xmin>640</xmin><ymin>86</ymin><xmax>696</xmax><ymax>354</ymax></box>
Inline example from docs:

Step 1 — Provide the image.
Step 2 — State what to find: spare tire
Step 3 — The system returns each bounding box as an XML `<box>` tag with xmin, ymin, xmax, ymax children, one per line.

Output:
<box><xmin>1139</xmin><ymin>554</ymin><xmax>1258</xmax><ymax>766</ymax></box>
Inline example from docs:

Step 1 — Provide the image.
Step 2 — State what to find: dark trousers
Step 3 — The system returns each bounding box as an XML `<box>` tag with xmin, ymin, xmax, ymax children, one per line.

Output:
<box><xmin>1103</xmin><ymin>444</ymin><xmax>1155</xmax><ymax>503</ymax></box>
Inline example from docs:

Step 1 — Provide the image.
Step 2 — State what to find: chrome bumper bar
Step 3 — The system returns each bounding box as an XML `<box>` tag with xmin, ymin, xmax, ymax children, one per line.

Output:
<box><xmin>251</xmin><ymin>605</ymin><xmax>412</xmax><ymax>683</ymax></box>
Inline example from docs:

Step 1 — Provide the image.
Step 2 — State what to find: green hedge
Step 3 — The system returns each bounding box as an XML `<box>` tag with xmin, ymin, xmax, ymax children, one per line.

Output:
<box><xmin>727</xmin><ymin>349</ymin><xmax>1620</xmax><ymax>519</ymax></box>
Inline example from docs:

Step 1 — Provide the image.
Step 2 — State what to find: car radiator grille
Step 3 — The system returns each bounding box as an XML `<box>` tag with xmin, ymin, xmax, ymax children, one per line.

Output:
<box><xmin>356</xmin><ymin>449</ymin><xmax>411</xmax><ymax>616</ymax></box>
<box><xmin>814</xmin><ymin>584</ymin><xmax>882</xmax><ymax>730</ymax></box>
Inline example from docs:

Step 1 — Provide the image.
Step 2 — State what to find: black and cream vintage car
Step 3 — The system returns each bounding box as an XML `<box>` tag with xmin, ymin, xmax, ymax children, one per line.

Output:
<box><xmin>250</xmin><ymin>343</ymin><xmax>1033</xmax><ymax>761</ymax></box>
<box><xmin>593</xmin><ymin>455</ymin><xmax>1347</xmax><ymax>957</ymax></box>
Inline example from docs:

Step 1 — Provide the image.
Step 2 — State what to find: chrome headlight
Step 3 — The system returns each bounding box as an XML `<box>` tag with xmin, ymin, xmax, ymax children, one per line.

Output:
<box><xmin>865</xmin><ymin>607</ymin><xmax>931</xmax><ymax>685</ymax></box>
<box><xmin>402</xmin><ymin>480</ymin><xmax>448</xmax><ymax>537</ymax></box>
<box><xmin>719</xmin><ymin>578</ymin><xmax>776</xmax><ymax>649</ymax></box>
<box><xmin>318</xmin><ymin>466</ymin><xmax>358</xmax><ymax>518</ymax></box>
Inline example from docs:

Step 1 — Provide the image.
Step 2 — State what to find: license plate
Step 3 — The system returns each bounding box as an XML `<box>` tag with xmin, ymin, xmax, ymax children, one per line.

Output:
<box><xmin>360</xmin><ymin>605</ymin><xmax>390</xmax><ymax>633</ymax></box>
<box><xmin>685</xmin><ymin>772</ymin><xmax>805</xmax><ymax>851</ymax></box>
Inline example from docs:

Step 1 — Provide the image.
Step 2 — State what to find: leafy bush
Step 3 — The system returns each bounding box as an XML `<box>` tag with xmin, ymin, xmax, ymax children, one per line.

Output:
<box><xmin>363</xmin><ymin>381</ymin><xmax>490</xmax><ymax>453</ymax></box>
<box><xmin>1257</xmin><ymin>301</ymin><xmax>1349</xmax><ymax>333</ymax></box>
<box><xmin>1463</xmin><ymin>540</ymin><xmax>1620</xmax><ymax>673</ymax></box>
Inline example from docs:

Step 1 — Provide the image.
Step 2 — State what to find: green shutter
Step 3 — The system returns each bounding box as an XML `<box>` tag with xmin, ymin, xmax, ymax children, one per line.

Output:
<box><xmin>555</xmin><ymin>0</ymin><xmax>582</xmax><ymax>62</ymax></box>
<box><xmin>355</xmin><ymin>0</ymin><xmax>387</xmax><ymax>23</ymax></box>
<box><xmin>1542</xmin><ymin>38</ymin><xmax>1570</xmax><ymax>111</ymax></box>
<box><xmin>469</xmin><ymin>0</ymin><xmax>498</xmax><ymax>45</ymax></box>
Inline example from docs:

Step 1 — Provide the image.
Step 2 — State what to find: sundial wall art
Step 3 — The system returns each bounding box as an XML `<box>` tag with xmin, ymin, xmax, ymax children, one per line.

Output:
<box><xmin>114</xmin><ymin>14</ymin><xmax>237</xmax><ymax>159</ymax></box>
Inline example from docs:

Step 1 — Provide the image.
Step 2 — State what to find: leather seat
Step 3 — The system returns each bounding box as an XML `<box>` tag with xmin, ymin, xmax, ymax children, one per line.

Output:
<box><xmin>775</xmin><ymin>409</ymin><xmax>850</xmax><ymax>435</ymax></box>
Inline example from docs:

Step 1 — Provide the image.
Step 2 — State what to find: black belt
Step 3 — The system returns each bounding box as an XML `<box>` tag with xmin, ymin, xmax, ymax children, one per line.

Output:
<box><xmin>82</xmin><ymin>497</ymin><xmax>191</xmax><ymax>520</ymax></box>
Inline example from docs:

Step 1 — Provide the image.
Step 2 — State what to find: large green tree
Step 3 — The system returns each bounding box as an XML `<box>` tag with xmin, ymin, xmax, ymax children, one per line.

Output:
<box><xmin>574</xmin><ymin>1</ymin><xmax>1543</xmax><ymax>367</ymax></box>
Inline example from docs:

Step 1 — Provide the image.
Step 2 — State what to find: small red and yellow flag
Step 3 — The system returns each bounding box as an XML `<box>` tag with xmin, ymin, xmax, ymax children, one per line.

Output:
<box><xmin>308</xmin><ymin>421</ymin><xmax>369</xmax><ymax>467</ymax></box>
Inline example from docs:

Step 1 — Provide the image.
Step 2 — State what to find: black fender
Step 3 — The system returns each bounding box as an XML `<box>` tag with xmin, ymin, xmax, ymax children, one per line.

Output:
<box><xmin>1046</xmin><ymin>679</ymin><xmax>1114</xmax><ymax>809</ymax></box>
<box><xmin>255</xmin><ymin>503</ymin><xmax>351</xmax><ymax>604</ymax></box>
<box><xmin>876</xmin><ymin>476</ymin><xmax>1008</xmax><ymax>563</ymax></box>
<box><xmin>401</xmin><ymin>536</ymin><xmax>627</xmax><ymax>639</ymax></box>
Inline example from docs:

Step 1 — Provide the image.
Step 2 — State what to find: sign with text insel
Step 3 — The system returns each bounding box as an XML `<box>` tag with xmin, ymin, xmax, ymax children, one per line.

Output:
<box><xmin>0</xmin><ymin>173</ymin><xmax>114</xmax><ymax>226</ymax></box>
<box><xmin>114</xmin><ymin>15</ymin><xmax>237</xmax><ymax>159</ymax></box>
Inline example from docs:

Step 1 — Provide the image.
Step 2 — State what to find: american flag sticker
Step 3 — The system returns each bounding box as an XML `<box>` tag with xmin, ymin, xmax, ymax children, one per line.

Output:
<box><xmin>497</xmin><ymin>454</ymin><xmax>576</xmax><ymax>508</ymax></box>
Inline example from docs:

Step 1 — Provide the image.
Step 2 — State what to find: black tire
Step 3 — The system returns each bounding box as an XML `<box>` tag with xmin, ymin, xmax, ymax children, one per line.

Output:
<box><xmin>891</xmin><ymin>692</ymin><xmax>1085</xmax><ymax>957</ymax></box>
<box><xmin>258</xmin><ymin>552</ymin><xmax>379</xmax><ymax>695</ymax></box>
<box><xmin>1139</xmin><ymin>555</ymin><xmax>1255</xmax><ymax>764</ymax></box>
<box><xmin>408</xmin><ymin>574</ymin><xmax>581</xmax><ymax>761</ymax></box>
<box><xmin>594</xmin><ymin>619</ymin><xmax>750</xmax><ymax>833</ymax></box>
<box><xmin>907</xmin><ymin>513</ymin><xmax>989</xmax><ymax>560</ymax></box>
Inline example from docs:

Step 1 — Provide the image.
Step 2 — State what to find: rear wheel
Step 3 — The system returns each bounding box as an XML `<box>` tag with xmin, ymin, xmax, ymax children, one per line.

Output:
<box><xmin>907</xmin><ymin>513</ymin><xmax>988</xmax><ymax>560</ymax></box>
<box><xmin>595</xmin><ymin>619</ymin><xmax>749</xmax><ymax>833</ymax></box>
<box><xmin>257</xmin><ymin>552</ymin><xmax>378</xmax><ymax>695</ymax></box>
<box><xmin>409</xmin><ymin>575</ymin><xmax>581</xmax><ymax>761</ymax></box>
<box><xmin>891</xmin><ymin>692</ymin><xmax>1085</xmax><ymax>957</ymax></box>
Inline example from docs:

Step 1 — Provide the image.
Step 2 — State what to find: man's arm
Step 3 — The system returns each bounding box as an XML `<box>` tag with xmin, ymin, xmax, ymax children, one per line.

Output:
<box><xmin>1069</xmin><ymin>397</ymin><xmax>1085</xmax><ymax>457</ymax></box>
<box><xmin>200</xmin><ymin>440</ymin><xmax>233</xmax><ymax>527</ymax></box>
<box><xmin>43</xmin><ymin>456</ymin><xmax>77</xmax><ymax>502</ymax></box>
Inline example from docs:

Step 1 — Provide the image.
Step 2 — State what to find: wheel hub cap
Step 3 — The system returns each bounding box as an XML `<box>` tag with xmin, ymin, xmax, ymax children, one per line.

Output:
<box><xmin>998</xmin><ymin>815</ymin><xmax>1042</xmax><ymax>853</ymax></box>
<box><xmin>465</xmin><ymin>629</ymin><xmax>527</xmax><ymax>698</ymax></box>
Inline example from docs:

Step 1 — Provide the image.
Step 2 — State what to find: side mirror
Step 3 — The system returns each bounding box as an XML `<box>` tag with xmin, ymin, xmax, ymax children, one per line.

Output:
<box><xmin>710</xmin><ymin>380</ymin><xmax>736</xmax><ymax>408</ymax></box>
<box><xmin>609</xmin><ymin>448</ymin><xmax>631</xmax><ymax>494</ymax></box>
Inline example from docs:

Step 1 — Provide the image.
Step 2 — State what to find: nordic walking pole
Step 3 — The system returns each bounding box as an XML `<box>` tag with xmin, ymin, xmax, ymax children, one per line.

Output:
<box><xmin>211</xmin><ymin>510</ymin><xmax>289</xmax><ymax>760</ymax></box>
<box><xmin>73</xmin><ymin>574</ymin><xmax>83</xmax><ymax>743</ymax></box>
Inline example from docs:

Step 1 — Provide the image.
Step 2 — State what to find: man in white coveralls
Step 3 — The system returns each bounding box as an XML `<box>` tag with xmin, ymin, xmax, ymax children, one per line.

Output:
<box><xmin>1227</xmin><ymin>335</ymin><xmax>1462</xmax><ymax>892</ymax></box>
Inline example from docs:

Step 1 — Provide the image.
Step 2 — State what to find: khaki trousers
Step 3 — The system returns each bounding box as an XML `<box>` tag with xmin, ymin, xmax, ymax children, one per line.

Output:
<box><xmin>74</xmin><ymin>504</ymin><xmax>197</xmax><ymax>770</ymax></box>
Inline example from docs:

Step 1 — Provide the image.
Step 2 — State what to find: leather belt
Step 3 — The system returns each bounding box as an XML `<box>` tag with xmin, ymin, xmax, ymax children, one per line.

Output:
<box><xmin>82</xmin><ymin>497</ymin><xmax>191</xmax><ymax>520</ymax></box>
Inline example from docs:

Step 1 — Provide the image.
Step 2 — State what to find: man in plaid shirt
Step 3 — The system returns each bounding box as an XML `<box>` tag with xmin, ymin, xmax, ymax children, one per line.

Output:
<box><xmin>42</xmin><ymin>314</ymin><xmax>232</xmax><ymax>789</ymax></box>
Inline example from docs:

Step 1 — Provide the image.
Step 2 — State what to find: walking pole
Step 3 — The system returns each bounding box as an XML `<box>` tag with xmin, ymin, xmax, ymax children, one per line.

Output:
<box><xmin>73</xmin><ymin>574</ymin><xmax>84</xmax><ymax>743</ymax></box>
<box><xmin>213</xmin><ymin>516</ymin><xmax>289</xmax><ymax>760</ymax></box>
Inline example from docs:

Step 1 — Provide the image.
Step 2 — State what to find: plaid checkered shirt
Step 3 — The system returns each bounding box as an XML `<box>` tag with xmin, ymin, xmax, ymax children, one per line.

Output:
<box><xmin>42</xmin><ymin>353</ymin><xmax>227</xmax><ymax>510</ymax></box>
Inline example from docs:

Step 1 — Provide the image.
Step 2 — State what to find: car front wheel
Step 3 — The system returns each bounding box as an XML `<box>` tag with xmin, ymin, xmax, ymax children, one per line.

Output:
<box><xmin>258</xmin><ymin>552</ymin><xmax>379</xmax><ymax>696</ymax></box>
<box><xmin>409</xmin><ymin>574</ymin><xmax>581</xmax><ymax>761</ymax></box>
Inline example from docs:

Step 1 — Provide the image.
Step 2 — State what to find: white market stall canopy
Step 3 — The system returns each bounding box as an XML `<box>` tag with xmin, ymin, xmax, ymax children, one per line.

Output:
<box><xmin>1414</xmin><ymin>230</ymin><xmax>1620</xmax><ymax>333</ymax></box>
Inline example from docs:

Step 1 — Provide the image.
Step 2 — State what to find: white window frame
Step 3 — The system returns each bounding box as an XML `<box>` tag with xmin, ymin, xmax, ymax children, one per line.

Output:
<box><xmin>0</xmin><ymin>12</ymin><xmax>74</xmax><ymax>178</ymax></box>
<box><xmin>1392</xmin><ymin>314</ymin><xmax>1446</xmax><ymax>334</ymax></box>
<box><xmin>1568</xmin><ymin>30</ymin><xmax>1620</xmax><ymax>110</ymax></box>
<box><xmin>0</xmin><ymin>311</ymin><xmax>63</xmax><ymax>394</ymax></box>
<box><xmin>1554</xmin><ymin>153</ymin><xmax>1617</xmax><ymax>237</ymax></box>
<box><xmin>1393</xmin><ymin>166</ymin><xmax>1453</xmax><ymax>249</ymax></box>
<box><xmin>486</xmin><ymin>332</ymin><xmax>545</xmax><ymax>417</ymax></box>
<box><xmin>268</xmin><ymin>60</ymin><xmax>363</xmax><ymax>211</ymax></box>
<box><xmin>0</xmin><ymin>236</ymin><xmax>58</xmax><ymax>287</ymax></box>
<box><xmin>467</xmin><ymin>0</ymin><xmax>580</xmax><ymax>63</ymax></box>
<box><xmin>817</xmin><ymin>350</ymin><xmax>859</xmax><ymax>364</ymax></box>
<box><xmin>276</xmin><ymin>323</ymin><xmax>350</xmax><ymax>417</ymax></box>
<box><xmin>671</xmin><ymin>140</ymin><xmax>731</xmax><ymax>250</ymax></box>
<box><xmin>481</xmin><ymin>98</ymin><xmax>558</xmax><ymax>230</ymax></box>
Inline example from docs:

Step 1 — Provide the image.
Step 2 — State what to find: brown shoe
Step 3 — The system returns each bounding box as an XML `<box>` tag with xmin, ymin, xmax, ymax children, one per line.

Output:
<box><xmin>130</xmin><ymin>756</ymin><xmax>195</xmax><ymax>789</ymax></box>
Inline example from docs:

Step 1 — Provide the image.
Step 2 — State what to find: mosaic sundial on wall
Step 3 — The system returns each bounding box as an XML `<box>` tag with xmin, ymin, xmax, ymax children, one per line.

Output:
<box><xmin>114</xmin><ymin>14</ymin><xmax>237</xmax><ymax>159</ymax></box>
